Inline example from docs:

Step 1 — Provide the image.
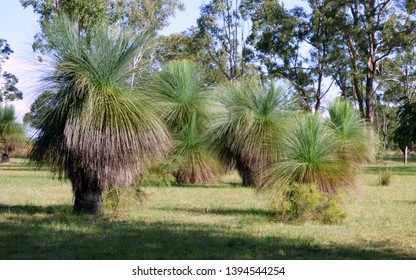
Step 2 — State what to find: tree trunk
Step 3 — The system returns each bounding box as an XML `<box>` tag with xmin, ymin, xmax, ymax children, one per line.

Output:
<box><xmin>72</xmin><ymin>172</ymin><xmax>102</xmax><ymax>215</ymax></box>
<box><xmin>365</xmin><ymin>74</ymin><xmax>375</xmax><ymax>123</ymax></box>
<box><xmin>353</xmin><ymin>76</ymin><xmax>365</xmax><ymax>117</ymax></box>
<box><xmin>235</xmin><ymin>157</ymin><xmax>255</xmax><ymax>187</ymax></box>
<box><xmin>1</xmin><ymin>153</ymin><xmax>10</xmax><ymax>163</ymax></box>
<box><xmin>404</xmin><ymin>146</ymin><xmax>408</xmax><ymax>165</ymax></box>
<box><xmin>73</xmin><ymin>187</ymin><xmax>103</xmax><ymax>214</ymax></box>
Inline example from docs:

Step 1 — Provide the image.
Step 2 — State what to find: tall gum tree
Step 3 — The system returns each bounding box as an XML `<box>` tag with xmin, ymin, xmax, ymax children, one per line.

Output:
<box><xmin>325</xmin><ymin>0</ymin><xmax>416</xmax><ymax>122</ymax></box>
<box><xmin>197</xmin><ymin>0</ymin><xmax>250</xmax><ymax>84</ymax></box>
<box><xmin>0</xmin><ymin>39</ymin><xmax>23</xmax><ymax>103</ymax></box>
<box><xmin>245</xmin><ymin>0</ymin><xmax>337</xmax><ymax>112</ymax></box>
<box><xmin>21</xmin><ymin>0</ymin><xmax>184</xmax><ymax>54</ymax></box>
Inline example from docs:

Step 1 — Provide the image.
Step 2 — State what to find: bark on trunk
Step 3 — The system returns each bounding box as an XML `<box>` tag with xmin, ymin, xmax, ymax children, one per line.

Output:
<box><xmin>235</xmin><ymin>157</ymin><xmax>255</xmax><ymax>187</ymax></box>
<box><xmin>353</xmin><ymin>77</ymin><xmax>365</xmax><ymax>117</ymax></box>
<box><xmin>73</xmin><ymin>187</ymin><xmax>103</xmax><ymax>215</ymax></box>
<box><xmin>70</xmin><ymin>168</ymin><xmax>103</xmax><ymax>214</ymax></box>
<box><xmin>404</xmin><ymin>146</ymin><xmax>408</xmax><ymax>165</ymax></box>
<box><xmin>1</xmin><ymin>153</ymin><xmax>10</xmax><ymax>163</ymax></box>
<box><xmin>365</xmin><ymin>75</ymin><xmax>375</xmax><ymax>123</ymax></box>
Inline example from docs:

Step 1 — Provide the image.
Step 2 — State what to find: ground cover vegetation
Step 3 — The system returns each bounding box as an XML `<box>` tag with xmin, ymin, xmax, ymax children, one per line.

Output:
<box><xmin>0</xmin><ymin>0</ymin><xmax>415</xmax><ymax>259</ymax></box>
<box><xmin>0</xmin><ymin>157</ymin><xmax>415</xmax><ymax>259</ymax></box>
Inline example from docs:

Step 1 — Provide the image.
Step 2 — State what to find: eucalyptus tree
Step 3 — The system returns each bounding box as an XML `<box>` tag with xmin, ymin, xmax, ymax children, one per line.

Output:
<box><xmin>0</xmin><ymin>39</ymin><xmax>23</xmax><ymax>102</ymax></box>
<box><xmin>245</xmin><ymin>0</ymin><xmax>416</xmax><ymax>117</ymax></box>
<box><xmin>29</xmin><ymin>15</ymin><xmax>171</xmax><ymax>214</ymax></box>
<box><xmin>21</xmin><ymin>0</ymin><xmax>184</xmax><ymax>32</ymax></box>
<box><xmin>245</xmin><ymin>0</ymin><xmax>338</xmax><ymax>112</ymax></box>
<box><xmin>209</xmin><ymin>79</ymin><xmax>289</xmax><ymax>186</ymax></box>
<box><xmin>393</xmin><ymin>99</ymin><xmax>416</xmax><ymax>164</ymax></box>
<box><xmin>145</xmin><ymin>60</ymin><xmax>221</xmax><ymax>183</ymax></box>
<box><xmin>110</xmin><ymin>0</ymin><xmax>184</xmax><ymax>32</ymax></box>
<box><xmin>324</xmin><ymin>0</ymin><xmax>416</xmax><ymax>122</ymax></box>
<box><xmin>21</xmin><ymin>0</ymin><xmax>184</xmax><ymax>53</ymax></box>
<box><xmin>197</xmin><ymin>0</ymin><xmax>251</xmax><ymax>83</ymax></box>
<box><xmin>155</xmin><ymin>27</ymin><xmax>228</xmax><ymax>86</ymax></box>
<box><xmin>378</xmin><ymin>46</ymin><xmax>416</xmax><ymax>152</ymax></box>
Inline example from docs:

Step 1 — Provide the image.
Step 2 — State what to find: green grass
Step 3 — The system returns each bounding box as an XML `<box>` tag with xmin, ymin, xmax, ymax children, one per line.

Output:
<box><xmin>1</xmin><ymin>157</ymin><xmax>416</xmax><ymax>259</ymax></box>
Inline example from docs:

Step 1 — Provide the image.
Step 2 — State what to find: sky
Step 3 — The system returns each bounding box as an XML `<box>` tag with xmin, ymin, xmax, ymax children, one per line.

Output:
<box><xmin>0</xmin><ymin>0</ymin><xmax>307</xmax><ymax>121</ymax></box>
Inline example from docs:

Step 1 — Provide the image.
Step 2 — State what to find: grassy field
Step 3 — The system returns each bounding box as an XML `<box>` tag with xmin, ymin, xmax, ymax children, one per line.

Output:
<box><xmin>1</xmin><ymin>157</ymin><xmax>416</xmax><ymax>260</ymax></box>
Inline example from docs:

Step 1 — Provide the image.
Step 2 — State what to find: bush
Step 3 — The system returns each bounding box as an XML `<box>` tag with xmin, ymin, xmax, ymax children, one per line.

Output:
<box><xmin>137</xmin><ymin>157</ymin><xmax>182</xmax><ymax>187</ymax></box>
<box><xmin>272</xmin><ymin>183</ymin><xmax>347</xmax><ymax>224</ymax></box>
<box><xmin>318</xmin><ymin>196</ymin><xmax>347</xmax><ymax>224</ymax></box>
<box><xmin>379</xmin><ymin>168</ymin><xmax>393</xmax><ymax>186</ymax></box>
<box><xmin>103</xmin><ymin>187</ymin><xmax>146</xmax><ymax>215</ymax></box>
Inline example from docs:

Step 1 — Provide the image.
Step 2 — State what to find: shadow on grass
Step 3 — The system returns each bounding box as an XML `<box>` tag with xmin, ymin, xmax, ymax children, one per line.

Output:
<box><xmin>364</xmin><ymin>165</ymin><xmax>416</xmax><ymax>175</ymax></box>
<box><xmin>0</xmin><ymin>204</ymin><xmax>71</xmax><ymax>215</ymax></box>
<box><xmin>380</xmin><ymin>155</ymin><xmax>416</xmax><ymax>163</ymax></box>
<box><xmin>0</xmin><ymin>167</ymin><xmax>42</xmax><ymax>172</ymax></box>
<box><xmin>169</xmin><ymin>182</ymin><xmax>246</xmax><ymax>189</ymax></box>
<box><xmin>153</xmin><ymin>206</ymin><xmax>276</xmax><ymax>218</ymax></box>
<box><xmin>0</xmin><ymin>204</ymin><xmax>414</xmax><ymax>260</ymax></box>
<box><xmin>393</xmin><ymin>200</ymin><xmax>416</xmax><ymax>205</ymax></box>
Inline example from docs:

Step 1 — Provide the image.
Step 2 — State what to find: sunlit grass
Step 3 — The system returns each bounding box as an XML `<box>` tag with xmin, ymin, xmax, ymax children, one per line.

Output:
<box><xmin>0</xmin><ymin>157</ymin><xmax>415</xmax><ymax>259</ymax></box>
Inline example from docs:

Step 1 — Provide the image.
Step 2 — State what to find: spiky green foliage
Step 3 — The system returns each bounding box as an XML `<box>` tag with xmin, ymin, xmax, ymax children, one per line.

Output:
<box><xmin>145</xmin><ymin>60</ymin><xmax>211</xmax><ymax>132</ymax></box>
<box><xmin>209</xmin><ymin>80</ymin><xmax>288</xmax><ymax>186</ymax></box>
<box><xmin>272</xmin><ymin>183</ymin><xmax>347</xmax><ymax>224</ymax></box>
<box><xmin>327</xmin><ymin>98</ymin><xmax>375</xmax><ymax>162</ymax></box>
<box><xmin>146</xmin><ymin>60</ymin><xmax>221</xmax><ymax>183</ymax></box>
<box><xmin>173</xmin><ymin>114</ymin><xmax>220</xmax><ymax>184</ymax></box>
<box><xmin>261</xmin><ymin>114</ymin><xmax>354</xmax><ymax>195</ymax></box>
<box><xmin>28</xmin><ymin>15</ymin><xmax>170</xmax><ymax>212</ymax></box>
<box><xmin>0</xmin><ymin>105</ymin><xmax>27</xmax><ymax>161</ymax></box>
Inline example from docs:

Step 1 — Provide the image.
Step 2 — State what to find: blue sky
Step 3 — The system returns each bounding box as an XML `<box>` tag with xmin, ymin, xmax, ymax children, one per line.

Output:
<box><xmin>0</xmin><ymin>0</ymin><xmax>306</xmax><ymax>120</ymax></box>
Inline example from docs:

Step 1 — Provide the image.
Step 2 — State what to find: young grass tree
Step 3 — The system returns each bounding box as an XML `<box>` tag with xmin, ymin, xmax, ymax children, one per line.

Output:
<box><xmin>209</xmin><ymin>80</ymin><xmax>288</xmax><ymax>186</ymax></box>
<box><xmin>173</xmin><ymin>113</ymin><xmax>220</xmax><ymax>183</ymax></box>
<box><xmin>0</xmin><ymin>105</ymin><xmax>26</xmax><ymax>163</ymax></box>
<box><xmin>145</xmin><ymin>60</ymin><xmax>220</xmax><ymax>183</ymax></box>
<box><xmin>261</xmin><ymin>114</ymin><xmax>354</xmax><ymax>195</ymax></box>
<box><xmin>326</xmin><ymin>98</ymin><xmax>375</xmax><ymax>164</ymax></box>
<box><xmin>260</xmin><ymin>99</ymin><xmax>374</xmax><ymax>222</ymax></box>
<box><xmin>29</xmin><ymin>15</ymin><xmax>171</xmax><ymax>214</ymax></box>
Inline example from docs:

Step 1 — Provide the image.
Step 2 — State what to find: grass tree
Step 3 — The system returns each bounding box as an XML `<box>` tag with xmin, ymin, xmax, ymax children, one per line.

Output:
<box><xmin>146</xmin><ymin>60</ymin><xmax>221</xmax><ymax>183</ymax></box>
<box><xmin>29</xmin><ymin>15</ymin><xmax>170</xmax><ymax>214</ymax></box>
<box><xmin>261</xmin><ymin>99</ymin><xmax>374</xmax><ymax>196</ymax></box>
<box><xmin>0</xmin><ymin>105</ymin><xmax>26</xmax><ymax>163</ymax></box>
<box><xmin>326</xmin><ymin>98</ymin><xmax>375</xmax><ymax>163</ymax></box>
<box><xmin>172</xmin><ymin>113</ymin><xmax>220</xmax><ymax>183</ymax></box>
<box><xmin>209</xmin><ymin>80</ymin><xmax>288</xmax><ymax>186</ymax></box>
<box><xmin>260</xmin><ymin>114</ymin><xmax>354</xmax><ymax>195</ymax></box>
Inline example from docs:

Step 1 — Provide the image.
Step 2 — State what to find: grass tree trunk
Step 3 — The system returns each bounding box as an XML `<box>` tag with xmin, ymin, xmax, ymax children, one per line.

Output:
<box><xmin>235</xmin><ymin>157</ymin><xmax>255</xmax><ymax>187</ymax></box>
<box><xmin>72</xmin><ymin>175</ymin><xmax>103</xmax><ymax>215</ymax></box>
<box><xmin>1</xmin><ymin>153</ymin><xmax>10</xmax><ymax>163</ymax></box>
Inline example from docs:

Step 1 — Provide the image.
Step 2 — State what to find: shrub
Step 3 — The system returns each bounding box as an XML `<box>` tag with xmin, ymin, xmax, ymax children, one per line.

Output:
<box><xmin>272</xmin><ymin>183</ymin><xmax>347</xmax><ymax>224</ymax></box>
<box><xmin>137</xmin><ymin>157</ymin><xmax>182</xmax><ymax>187</ymax></box>
<box><xmin>103</xmin><ymin>187</ymin><xmax>146</xmax><ymax>215</ymax></box>
<box><xmin>318</xmin><ymin>196</ymin><xmax>347</xmax><ymax>224</ymax></box>
<box><xmin>379</xmin><ymin>168</ymin><xmax>393</xmax><ymax>186</ymax></box>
